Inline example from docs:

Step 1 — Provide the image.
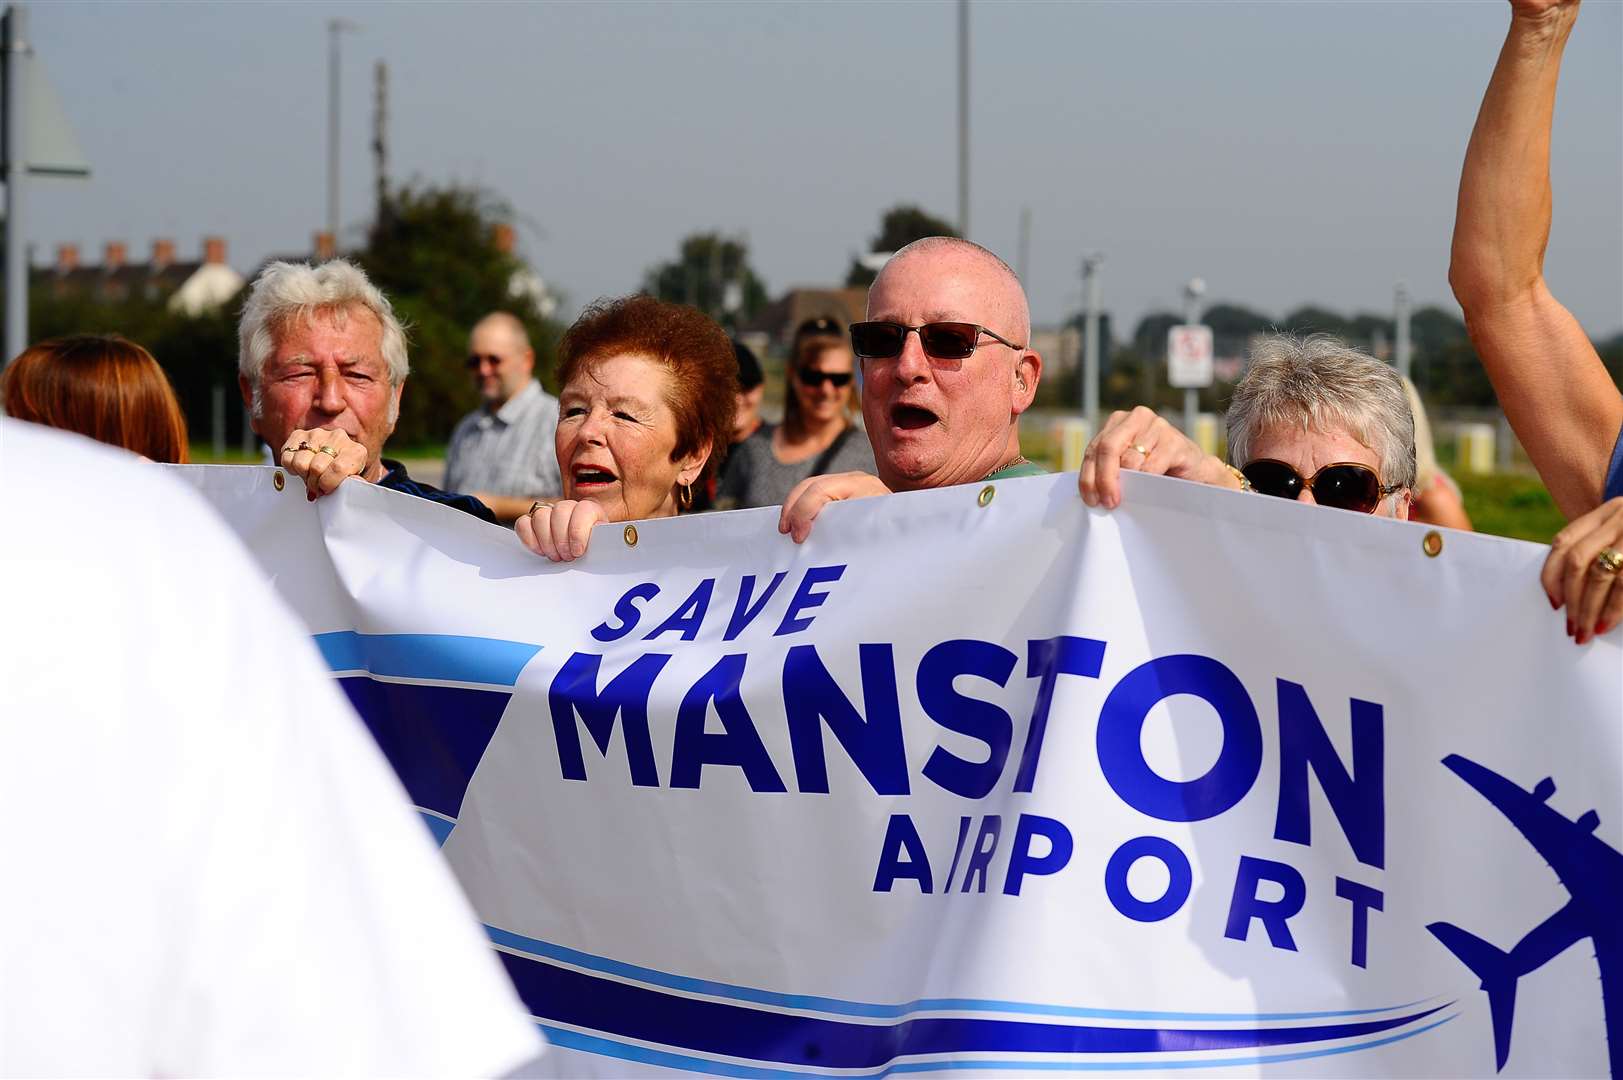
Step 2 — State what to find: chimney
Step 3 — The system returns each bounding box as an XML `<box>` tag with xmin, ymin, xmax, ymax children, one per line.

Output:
<box><xmin>151</xmin><ymin>238</ymin><xmax>175</xmax><ymax>271</ymax></box>
<box><xmin>103</xmin><ymin>241</ymin><xmax>127</xmax><ymax>271</ymax></box>
<box><xmin>55</xmin><ymin>243</ymin><xmax>79</xmax><ymax>273</ymax></box>
<box><xmin>492</xmin><ymin>223</ymin><xmax>516</xmax><ymax>255</ymax></box>
<box><xmin>203</xmin><ymin>236</ymin><xmax>227</xmax><ymax>265</ymax></box>
<box><xmin>313</xmin><ymin>231</ymin><xmax>336</xmax><ymax>261</ymax></box>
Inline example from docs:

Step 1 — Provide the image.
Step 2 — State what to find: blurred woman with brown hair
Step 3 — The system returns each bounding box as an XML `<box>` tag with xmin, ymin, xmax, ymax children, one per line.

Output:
<box><xmin>718</xmin><ymin>316</ymin><xmax>876</xmax><ymax>510</ymax></box>
<box><xmin>2</xmin><ymin>334</ymin><xmax>189</xmax><ymax>463</ymax></box>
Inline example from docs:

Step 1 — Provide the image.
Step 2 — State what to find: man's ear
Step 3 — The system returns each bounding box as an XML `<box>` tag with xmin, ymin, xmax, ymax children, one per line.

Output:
<box><xmin>386</xmin><ymin>379</ymin><xmax>406</xmax><ymax>430</ymax></box>
<box><xmin>1012</xmin><ymin>350</ymin><xmax>1042</xmax><ymax>415</ymax></box>
<box><xmin>238</xmin><ymin>375</ymin><xmax>261</xmax><ymax>435</ymax></box>
<box><xmin>676</xmin><ymin>439</ymin><xmax>712</xmax><ymax>487</ymax></box>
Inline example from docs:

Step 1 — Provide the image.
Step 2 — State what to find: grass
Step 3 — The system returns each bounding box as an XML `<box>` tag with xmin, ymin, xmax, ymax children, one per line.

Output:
<box><xmin>1456</xmin><ymin>471</ymin><xmax>1566</xmax><ymax>544</ymax></box>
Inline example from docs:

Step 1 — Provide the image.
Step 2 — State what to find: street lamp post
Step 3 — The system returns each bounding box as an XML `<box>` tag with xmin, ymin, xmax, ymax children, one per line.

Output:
<box><xmin>327</xmin><ymin>18</ymin><xmax>358</xmax><ymax>255</ymax></box>
<box><xmin>1081</xmin><ymin>253</ymin><xmax>1104</xmax><ymax>436</ymax></box>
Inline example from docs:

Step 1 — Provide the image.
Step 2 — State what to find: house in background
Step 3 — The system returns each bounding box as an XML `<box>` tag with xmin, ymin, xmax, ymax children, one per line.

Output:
<box><xmin>40</xmin><ymin>236</ymin><xmax>245</xmax><ymax>316</ymax></box>
<box><xmin>742</xmin><ymin>286</ymin><xmax>869</xmax><ymax>358</ymax></box>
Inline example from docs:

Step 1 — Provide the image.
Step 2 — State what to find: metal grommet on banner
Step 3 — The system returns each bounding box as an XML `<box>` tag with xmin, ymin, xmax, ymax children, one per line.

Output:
<box><xmin>623</xmin><ymin>524</ymin><xmax>639</xmax><ymax>548</ymax></box>
<box><xmin>1422</xmin><ymin>530</ymin><xmax>1443</xmax><ymax>558</ymax></box>
<box><xmin>273</xmin><ymin>470</ymin><xmax>286</xmax><ymax>492</ymax></box>
<box><xmin>977</xmin><ymin>485</ymin><xmax>995</xmax><ymax>508</ymax></box>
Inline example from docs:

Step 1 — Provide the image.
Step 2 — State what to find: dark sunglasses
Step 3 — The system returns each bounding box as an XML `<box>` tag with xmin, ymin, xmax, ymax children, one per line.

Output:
<box><xmin>849</xmin><ymin>320</ymin><xmax>1024</xmax><ymax>362</ymax></box>
<box><xmin>1241</xmin><ymin>459</ymin><xmax>1402</xmax><ymax>514</ymax></box>
<box><xmin>797</xmin><ymin>368</ymin><xmax>853</xmax><ymax>388</ymax></box>
<box><xmin>465</xmin><ymin>353</ymin><xmax>503</xmax><ymax>370</ymax></box>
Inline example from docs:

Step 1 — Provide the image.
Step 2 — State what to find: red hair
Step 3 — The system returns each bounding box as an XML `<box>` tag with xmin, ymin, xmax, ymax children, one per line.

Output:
<box><xmin>557</xmin><ymin>295</ymin><xmax>737</xmax><ymax>485</ymax></box>
<box><xmin>2</xmin><ymin>335</ymin><xmax>189</xmax><ymax>463</ymax></box>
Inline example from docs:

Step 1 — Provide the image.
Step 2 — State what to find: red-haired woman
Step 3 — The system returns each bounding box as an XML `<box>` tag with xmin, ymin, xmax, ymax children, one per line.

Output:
<box><xmin>516</xmin><ymin>295</ymin><xmax>736</xmax><ymax>561</ymax></box>
<box><xmin>2</xmin><ymin>334</ymin><xmax>189</xmax><ymax>462</ymax></box>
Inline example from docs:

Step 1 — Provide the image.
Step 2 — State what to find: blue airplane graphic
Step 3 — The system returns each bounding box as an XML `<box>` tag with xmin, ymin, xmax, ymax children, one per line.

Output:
<box><xmin>1426</xmin><ymin>753</ymin><xmax>1621</xmax><ymax>1077</ymax></box>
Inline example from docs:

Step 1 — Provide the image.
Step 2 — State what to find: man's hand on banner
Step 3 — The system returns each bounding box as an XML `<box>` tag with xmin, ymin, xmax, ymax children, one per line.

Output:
<box><xmin>280</xmin><ymin>428</ymin><xmax>370</xmax><ymax>501</ymax></box>
<box><xmin>1543</xmin><ymin>496</ymin><xmax>1623</xmax><ymax>645</ymax></box>
<box><xmin>516</xmin><ymin>498</ymin><xmax>611</xmax><ymax>562</ymax></box>
<box><xmin>1079</xmin><ymin>406</ymin><xmax>1239</xmax><ymax>510</ymax></box>
<box><xmin>779</xmin><ymin>471</ymin><xmax>893</xmax><ymax>543</ymax></box>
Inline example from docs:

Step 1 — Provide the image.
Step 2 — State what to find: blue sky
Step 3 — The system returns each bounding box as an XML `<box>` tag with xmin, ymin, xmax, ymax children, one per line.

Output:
<box><xmin>28</xmin><ymin>0</ymin><xmax>1623</xmax><ymax>336</ymax></box>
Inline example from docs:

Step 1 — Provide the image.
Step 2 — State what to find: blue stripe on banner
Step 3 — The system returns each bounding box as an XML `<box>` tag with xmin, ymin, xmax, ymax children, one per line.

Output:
<box><xmin>537</xmin><ymin>1014</ymin><xmax>1458</xmax><ymax>1077</ymax></box>
<box><xmin>339</xmin><ymin>678</ymin><xmax>513</xmax><ymax>820</ymax></box>
<box><xmin>314</xmin><ymin>631</ymin><xmax>539</xmax><ymax>686</ymax></box>
<box><xmin>496</xmin><ymin>950</ymin><xmax>1451</xmax><ymax>1069</ymax></box>
<box><xmin>419</xmin><ymin>810</ymin><xmax>456</xmax><ymax>846</ymax></box>
<box><xmin>486</xmin><ymin>926</ymin><xmax>1431</xmax><ymax>1024</ymax></box>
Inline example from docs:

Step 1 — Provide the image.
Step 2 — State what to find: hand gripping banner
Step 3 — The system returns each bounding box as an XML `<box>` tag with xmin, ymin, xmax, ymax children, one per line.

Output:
<box><xmin>180</xmin><ymin>465</ymin><xmax>1621</xmax><ymax>1079</ymax></box>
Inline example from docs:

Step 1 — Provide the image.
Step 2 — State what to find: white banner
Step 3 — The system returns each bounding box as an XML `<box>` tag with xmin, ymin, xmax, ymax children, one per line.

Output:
<box><xmin>179</xmin><ymin>465</ymin><xmax>1621</xmax><ymax>1079</ymax></box>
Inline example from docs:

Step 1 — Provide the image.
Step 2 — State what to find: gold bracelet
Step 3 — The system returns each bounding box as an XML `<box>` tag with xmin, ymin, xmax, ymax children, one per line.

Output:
<box><xmin>1224</xmin><ymin>464</ymin><xmax>1253</xmax><ymax>492</ymax></box>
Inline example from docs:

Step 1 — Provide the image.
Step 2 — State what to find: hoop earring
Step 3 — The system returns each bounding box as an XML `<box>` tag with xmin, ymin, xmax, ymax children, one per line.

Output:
<box><xmin>678</xmin><ymin>483</ymin><xmax>694</xmax><ymax>512</ymax></box>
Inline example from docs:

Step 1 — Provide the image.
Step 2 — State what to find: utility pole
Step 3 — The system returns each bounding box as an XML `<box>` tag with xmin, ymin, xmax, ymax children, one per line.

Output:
<box><xmin>956</xmin><ymin>0</ymin><xmax>969</xmax><ymax>238</ymax></box>
<box><xmin>372</xmin><ymin>60</ymin><xmax>388</xmax><ymax>220</ymax></box>
<box><xmin>1182</xmin><ymin>277</ymin><xmax>1206</xmax><ymax>437</ymax></box>
<box><xmin>1394</xmin><ymin>281</ymin><xmax>1412</xmax><ymax>382</ymax></box>
<box><xmin>1016</xmin><ymin>206</ymin><xmax>1031</xmax><ymax>284</ymax></box>
<box><xmin>1081</xmin><ymin>253</ymin><xmax>1104</xmax><ymax>436</ymax></box>
<box><xmin>3</xmin><ymin>4</ymin><xmax>26</xmax><ymax>365</ymax></box>
<box><xmin>327</xmin><ymin>19</ymin><xmax>358</xmax><ymax>254</ymax></box>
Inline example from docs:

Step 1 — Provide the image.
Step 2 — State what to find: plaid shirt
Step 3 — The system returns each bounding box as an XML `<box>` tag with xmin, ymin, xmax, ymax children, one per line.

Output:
<box><xmin>443</xmin><ymin>380</ymin><xmax>562</xmax><ymax>501</ymax></box>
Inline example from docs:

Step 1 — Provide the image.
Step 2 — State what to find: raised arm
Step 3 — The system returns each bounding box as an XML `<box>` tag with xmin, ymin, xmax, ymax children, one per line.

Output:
<box><xmin>1448</xmin><ymin>0</ymin><xmax>1622</xmax><ymax>519</ymax></box>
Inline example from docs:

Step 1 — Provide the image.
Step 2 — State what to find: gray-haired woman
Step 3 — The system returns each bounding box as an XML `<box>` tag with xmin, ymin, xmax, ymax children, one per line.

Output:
<box><xmin>1080</xmin><ymin>334</ymin><xmax>1416</xmax><ymax>520</ymax></box>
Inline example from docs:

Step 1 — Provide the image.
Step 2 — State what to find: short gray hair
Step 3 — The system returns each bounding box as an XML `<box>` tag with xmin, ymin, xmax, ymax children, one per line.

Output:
<box><xmin>881</xmin><ymin>236</ymin><xmax>1031</xmax><ymax>343</ymax></box>
<box><xmin>1226</xmin><ymin>334</ymin><xmax>1417</xmax><ymax>492</ymax></box>
<box><xmin>237</xmin><ymin>259</ymin><xmax>409</xmax><ymax>415</ymax></box>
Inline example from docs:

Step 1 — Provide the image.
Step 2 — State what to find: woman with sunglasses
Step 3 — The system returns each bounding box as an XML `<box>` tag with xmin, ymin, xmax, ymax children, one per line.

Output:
<box><xmin>1081</xmin><ymin>334</ymin><xmax>1415</xmax><ymax>519</ymax></box>
<box><xmin>717</xmin><ymin>316</ymin><xmax>876</xmax><ymax>510</ymax></box>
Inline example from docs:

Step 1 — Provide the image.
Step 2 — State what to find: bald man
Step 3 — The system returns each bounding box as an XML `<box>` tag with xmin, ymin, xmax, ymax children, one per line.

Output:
<box><xmin>444</xmin><ymin>312</ymin><xmax>562</xmax><ymax>522</ymax></box>
<box><xmin>779</xmin><ymin>236</ymin><xmax>1044</xmax><ymax>541</ymax></box>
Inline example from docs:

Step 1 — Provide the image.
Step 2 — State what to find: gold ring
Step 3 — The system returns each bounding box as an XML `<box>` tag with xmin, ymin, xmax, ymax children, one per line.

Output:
<box><xmin>295</xmin><ymin>441</ymin><xmax>312</xmax><ymax>453</ymax></box>
<box><xmin>1130</xmin><ymin>443</ymin><xmax>1150</xmax><ymax>458</ymax></box>
<box><xmin>317</xmin><ymin>444</ymin><xmax>340</xmax><ymax>459</ymax></box>
<box><xmin>528</xmin><ymin>501</ymin><xmax>553</xmax><ymax>517</ymax></box>
<box><xmin>1594</xmin><ymin>547</ymin><xmax>1623</xmax><ymax>575</ymax></box>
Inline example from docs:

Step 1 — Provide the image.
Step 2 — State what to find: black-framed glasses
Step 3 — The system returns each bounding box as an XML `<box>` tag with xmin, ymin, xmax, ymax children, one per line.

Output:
<box><xmin>1240</xmin><ymin>459</ymin><xmax>1403</xmax><ymax>514</ymax></box>
<box><xmin>849</xmin><ymin>320</ymin><xmax>1025</xmax><ymax>362</ymax></box>
<box><xmin>466</xmin><ymin>353</ymin><xmax>503</xmax><ymax>370</ymax></box>
<box><xmin>797</xmin><ymin>368</ymin><xmax>853</xmax><ymax>388</ymax></box>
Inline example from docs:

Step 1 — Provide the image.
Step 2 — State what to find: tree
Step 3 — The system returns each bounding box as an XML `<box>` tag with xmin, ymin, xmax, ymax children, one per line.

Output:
<box><xmin>357</xmin><ymin>184</ymin><xmax>562</xmax><ymax>446</ymax></box>
<box><xmin>642</xmin><ymin>233</ymin><xmax>768</xmax><ymax>332</ymax></box>
<box><xmin>845</xmin><ymin>204</ymin><xmax>959</xmax><ymax>286</ymax></box>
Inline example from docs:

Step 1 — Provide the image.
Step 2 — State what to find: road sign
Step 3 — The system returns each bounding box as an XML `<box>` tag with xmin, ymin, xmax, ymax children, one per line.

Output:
<box><xmin>1167</xmin><ymin>324</ymin><xmax>1214</xmax><ymax>389</ymax></box>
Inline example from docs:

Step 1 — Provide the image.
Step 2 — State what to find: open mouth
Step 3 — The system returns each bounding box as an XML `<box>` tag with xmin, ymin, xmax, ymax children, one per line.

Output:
<box><xmin>890</xmin><ymin>404</ymin><xmax>940</xmax><ymax>430</ymax></box>
<box><xmin>571</xmin><ymin>464</ymin><xmax>619</xmax><ymax>488</ymax></box>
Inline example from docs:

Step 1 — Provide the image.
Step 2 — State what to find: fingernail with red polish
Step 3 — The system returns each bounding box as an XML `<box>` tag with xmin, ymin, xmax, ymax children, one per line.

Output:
<box><xmin>1566</xmin><ymin>619</ymin><xmax>1575</xmax><ymax>636</ymax></box>
<box><xmin>1598</xmin><ymin>621</ymin><xmax>1612</xmax><ymax>636</ymax></box>
<box><xmin>1549</xmin><ymin>595</ymin><xmax>1560</xmax><ymax>610</ymax></box>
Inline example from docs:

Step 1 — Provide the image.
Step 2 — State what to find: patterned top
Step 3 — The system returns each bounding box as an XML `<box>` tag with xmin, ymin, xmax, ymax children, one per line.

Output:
<box><xmin>443</xmin><ymin>380</ymin><xmax>562</xmax><ymax>501</ymax></box>
<box><xmin>716</xmin><ymin>423</ymin><xmax>878</xmax><ymax>509</ymax></box>
<box><xmin>379</xmin><ymin>459</ymin><xmax>496</xmax><ymax>524</ymax></box>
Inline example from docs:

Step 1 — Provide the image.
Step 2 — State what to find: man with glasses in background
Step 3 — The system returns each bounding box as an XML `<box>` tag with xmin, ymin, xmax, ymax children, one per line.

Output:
<box><xmin>445</xmin><ymin>311</ymin><xmax>562</xmax><ymax>523</ymax></box>
<box><xmin>779</xmin><ymin>236</ymin><xmax>1045</xmax><ymax>541</ymax></box>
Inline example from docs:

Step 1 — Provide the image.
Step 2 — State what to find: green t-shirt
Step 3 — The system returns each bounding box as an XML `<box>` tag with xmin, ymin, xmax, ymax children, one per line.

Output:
<box><xmin>985</xmin><ymin>459</ymin><xmax>1048</xmax><ymax>481</ymax></box>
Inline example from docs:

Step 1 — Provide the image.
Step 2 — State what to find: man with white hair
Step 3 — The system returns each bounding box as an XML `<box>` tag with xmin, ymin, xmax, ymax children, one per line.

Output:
<box><xmin>444</xmin><ymin>311</ymin><xmax>561</xmax><ymax>523</ymax></box>
<box><xmin>778</xmin><ymin>236</ymin><xmax>1045</xmax><ymax>541</ymax></box>
<box><xmin>238</xmin><ymin>259</ymin><xmax>495</xmax><ymax>523</ymax></box>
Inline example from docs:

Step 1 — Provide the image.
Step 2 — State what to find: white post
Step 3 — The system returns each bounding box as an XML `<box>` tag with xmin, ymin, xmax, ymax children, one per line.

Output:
<box><xmin>1082</xmin><ymin>253</ymin><xmax>1104</xmax><ymax>436</ymax></box>
<box><xmin>1394</xmin><ymin>281</ymin><xmax>1412</xmax><ymax>382</ymax></box>
<box><xmin>1182</xmin><ymin>277</ymin><xmax>1206</xmax><ymax>436</ymax></box>
<box><xmin>3</xmin><ymin>5</ymin><xmax>27</xmax><ymax>367</ymax></box>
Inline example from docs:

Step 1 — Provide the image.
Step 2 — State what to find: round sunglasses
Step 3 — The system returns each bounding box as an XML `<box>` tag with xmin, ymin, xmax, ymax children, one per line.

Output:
<box><xmin>1240</xmin><ymin>459</ymin><xmax>1403</xmax><ymax>514</ymax></box>
<box><xmin>849</xmin><ymin>320</ymin><xmax>1024</xmax><ymax>362</ymax></box>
